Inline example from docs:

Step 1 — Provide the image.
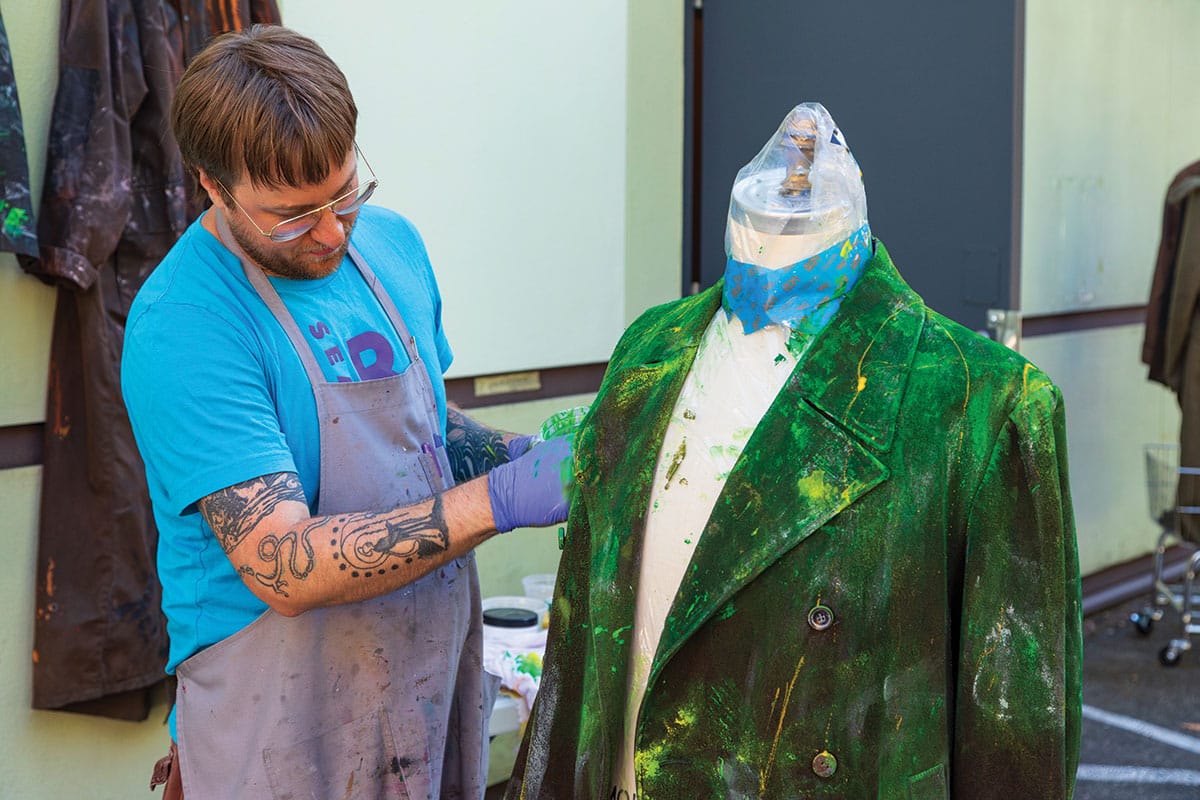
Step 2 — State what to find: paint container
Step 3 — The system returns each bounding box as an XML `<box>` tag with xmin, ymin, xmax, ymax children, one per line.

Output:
<box><xmin>537</xmin><ymin>405</ymin><xmax>590</xmax><ymax>441</ymax></box>
<box><xmin>482</xmin><ymin>596</ymin><xmax>543</xmax><ymax>629</ymax></box>
<box><xmin>481</xmin><ymin>596</ymin><xmax>545</xmax><ymax>650</ymax></box>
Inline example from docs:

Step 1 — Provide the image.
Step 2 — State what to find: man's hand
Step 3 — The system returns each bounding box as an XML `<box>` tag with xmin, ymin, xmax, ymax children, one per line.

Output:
<box><xmin>487</xmin><ymin>435</ymin><xmax>574</xmax><ymax>532</ymax></box>
<box><xmin>506</xmin><ymin>434</ymin><xmax>536</xmax><ymax>460</ymax></box>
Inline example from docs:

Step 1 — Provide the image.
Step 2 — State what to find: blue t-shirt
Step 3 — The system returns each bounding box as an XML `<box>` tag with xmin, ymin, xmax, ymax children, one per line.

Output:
<box><xmin>122</xmin><ymin>206</ymin><xmax>453</xmax><ymax>692</ymax></box>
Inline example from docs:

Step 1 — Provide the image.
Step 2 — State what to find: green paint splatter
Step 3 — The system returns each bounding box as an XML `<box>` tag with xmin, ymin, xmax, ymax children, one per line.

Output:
<box><xmin>511</xmin><ymin>651</ymin><xmax>543</xmax><ymax>679</ymax></box>
<box><xmin>663</xmin><ymin>438</ymin><xmax>687</xmax><ymax>489</ymax></box>
<box><xmin>709</xmin><ymin>443</ymin><xmax>742</xmax><ymax>461</ymax></box>
<box><xmin>4</xmin><ymin>206</ymin><xmax>29</xmax><ymax>237</ymax></box>
<box><xmin>786</xmin><ymin>331</ymin><xmax>811</xmax><ymax>359</ymax></box>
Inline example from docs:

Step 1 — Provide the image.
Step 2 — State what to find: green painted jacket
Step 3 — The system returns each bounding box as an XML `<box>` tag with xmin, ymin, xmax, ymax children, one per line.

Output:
<box><xmin>507</xmin><ymin>242</ymin><xmax>1082</xmax><ymax>800</ymax></box>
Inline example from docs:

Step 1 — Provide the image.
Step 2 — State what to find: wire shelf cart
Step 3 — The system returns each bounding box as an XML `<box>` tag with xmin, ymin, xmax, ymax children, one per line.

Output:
<box><xmin>1129</xmin><ymin>443</ymin><xmax>1200</xmax><ymax>665</ymax></box>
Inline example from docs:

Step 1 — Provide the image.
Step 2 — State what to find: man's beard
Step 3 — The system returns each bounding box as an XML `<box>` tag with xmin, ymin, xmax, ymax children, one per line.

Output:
<box><xmin>224</xmin><ymin>211</ymin><xmax>358</xmax><ymax>280</ymax></box>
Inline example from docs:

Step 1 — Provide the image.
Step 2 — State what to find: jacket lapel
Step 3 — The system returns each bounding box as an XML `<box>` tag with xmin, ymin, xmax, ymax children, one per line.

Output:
<box><xmin>573</xmin><ymin>290</ymin><xmax>719</xmax><ymax>702</ymax></box>
<box><xmin>651</xmin><ymin>242</ymin><xmax>927</xmax><ymax>679</ymax></box>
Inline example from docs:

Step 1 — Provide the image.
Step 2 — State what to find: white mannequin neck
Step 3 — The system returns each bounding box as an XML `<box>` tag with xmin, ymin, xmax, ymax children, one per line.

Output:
<box><xmin>726</xmin><ymin>215</ymin><xmax>852</xmax><ymax>270</ymax></box>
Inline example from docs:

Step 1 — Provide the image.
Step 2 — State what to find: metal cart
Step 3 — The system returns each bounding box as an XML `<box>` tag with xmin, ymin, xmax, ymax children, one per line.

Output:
<box><xmin>1129</xmin><ymin>443</ymin><xmax>1200</xmax><ymax>666</ymax></box>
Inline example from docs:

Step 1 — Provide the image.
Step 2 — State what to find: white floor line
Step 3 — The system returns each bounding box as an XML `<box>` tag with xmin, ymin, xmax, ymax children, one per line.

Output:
<box><xmin>1076</xmin><ymin>765</ymin><xmax>1200</xmax><ymax>786</ymax></box>
<box><xmin>1081</xmin><ymin>704</ymin><xmax>1200</xmax><ymax>755</ymax></box>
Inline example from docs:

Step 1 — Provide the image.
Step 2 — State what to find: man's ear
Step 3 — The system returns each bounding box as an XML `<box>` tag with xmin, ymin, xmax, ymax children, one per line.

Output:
<box><xmin>195</xmin><ymin>168</ymin><xmax>226</xmax><ymax>208</ymax></box>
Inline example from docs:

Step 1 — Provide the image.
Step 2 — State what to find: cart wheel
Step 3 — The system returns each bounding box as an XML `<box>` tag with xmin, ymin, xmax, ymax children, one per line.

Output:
<box><xmin>1130</xmin><ymin>612</ymin><xmax>1154</xmax><ymax>636</ymax></box>
<box><xmin>1159</xmin><ymin>645</ymin><xmax>1183</xmax><ymax>667</ymax></box>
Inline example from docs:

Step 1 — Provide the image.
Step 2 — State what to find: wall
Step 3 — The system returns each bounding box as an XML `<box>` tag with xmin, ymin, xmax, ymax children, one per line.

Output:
<box><xmin>0</xmin><ymin>2</ymin><xmax>681</xmax><ymax>796</ymax></box>
<box><xmin>1020</xmin><ymin>0</ymin><xmax>1200</xmax><ymax>574</ymax></box>
<box><xmin>281</xmin><ymin>1</ymin><xmax>631</xmax><ymax>377</ymax></box>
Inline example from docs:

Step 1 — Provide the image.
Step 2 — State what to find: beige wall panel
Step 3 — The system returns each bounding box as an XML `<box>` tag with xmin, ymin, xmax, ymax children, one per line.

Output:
<box><xmin>1022</xmin><ymin>0</ymin><xmax>1200</xmax><ymax>314</ymax></box>
<box><xmin>624</xmin><ymin>0</ymin><xmax>685</xmax><ymax>323</ymax></box>
<box><xmin>0</xmin><ymin>467</ymin><xmax>171</xmax><ymax>799</ymax></box>
<box><xmin>281</xmin><ymin>1</ymin><xmax>630</xmax><ymax>377</ymax></box>
<box><xmin>1021</xmin><ymin>327</ymin><xmax>1179</xmax><ymax>575</ymax></box>
<box><xmin>0</xmin><ymin>263</ymin><xmax>54</xmax><ymax>425</ymax></box>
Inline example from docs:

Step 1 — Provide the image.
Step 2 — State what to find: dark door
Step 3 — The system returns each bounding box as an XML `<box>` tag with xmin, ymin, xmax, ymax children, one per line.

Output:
<box><xmin>684</xmin><ymin>0</ymin><xmax>1024</xmax><ymax>333</ymax></box>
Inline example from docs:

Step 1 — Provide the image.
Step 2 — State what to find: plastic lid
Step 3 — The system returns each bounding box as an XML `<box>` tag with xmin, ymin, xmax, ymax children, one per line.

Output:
<box><xmin>482</xmin><ymin>606</ymin><xmax>539</xmax><ymax>628</ymax></box>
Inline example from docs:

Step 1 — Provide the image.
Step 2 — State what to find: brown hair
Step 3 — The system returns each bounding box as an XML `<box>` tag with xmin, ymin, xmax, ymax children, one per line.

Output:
<box><xmin>171</xmin><ymin>24</ymin><xmax>357</xmax><ymax>194</ymax></box>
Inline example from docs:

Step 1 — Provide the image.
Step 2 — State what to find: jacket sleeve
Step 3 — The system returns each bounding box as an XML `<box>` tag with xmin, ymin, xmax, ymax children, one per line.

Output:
<box><xmin>954</xmin><ymin>379</ymin><xmax>1082</xmax><ymax>799</ymax></box>
<box><xmin>21</xmin><ymin>0</ymin><xmax>145</xmax><ymax>289</ymax></box>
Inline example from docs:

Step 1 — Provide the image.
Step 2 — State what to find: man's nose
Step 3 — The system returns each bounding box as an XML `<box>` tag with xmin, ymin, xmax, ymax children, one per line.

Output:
<box><xmin>308</xmin><ymin>208</ymin><xmax>345</xmax><ymax>248</ymax></box>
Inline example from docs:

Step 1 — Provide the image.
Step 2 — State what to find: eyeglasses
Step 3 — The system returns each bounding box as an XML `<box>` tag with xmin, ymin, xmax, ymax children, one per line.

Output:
<box><xmin>216</xmin><ymin>146</ymin><xmax>379</xmax><ymax>243</ymax></box>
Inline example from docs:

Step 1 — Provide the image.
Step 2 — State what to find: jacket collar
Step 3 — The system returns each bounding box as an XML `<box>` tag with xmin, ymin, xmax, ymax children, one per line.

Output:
<box><xmin>608</xmin><ymin>240</ymin><xmax>925</xmax><ymax>451</ymax></box>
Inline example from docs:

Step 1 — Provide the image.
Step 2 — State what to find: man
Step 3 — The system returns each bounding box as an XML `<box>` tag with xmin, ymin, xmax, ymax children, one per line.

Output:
<box><xmin>507</xmin><ymin>104</ymin><xmax>1081</xmax><ymax>798</ymax></box>
<box><xmin>121</xmin><ymin>24</ymin><xmax>572</xmax><ymax>798</ymax></box>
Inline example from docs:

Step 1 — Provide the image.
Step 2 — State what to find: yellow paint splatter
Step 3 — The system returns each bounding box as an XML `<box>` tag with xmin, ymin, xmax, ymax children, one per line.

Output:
<box><xmin>796</xmin><ymin>471</ymin><xmax>835</xmax><ymax>502</ymax></box>
<box><xmin>762</xmin><ymin>656</ymin><xmax>805</xmax><ymax>794</ymax></box>
<box><xmin>636</xmin><ymin>740</ymin><xmax>669</xmax><ymax>782</ymax></box>
<box><xmin>844</xmin><ymin>303</ymin><xmax>914</xmax><ymax>420</ymax></box>
<box><xmin>939</xmin><ymin>325</ymin><xmax>971</xmax><ymax>414</ymax></box>
<box><xmin>674</xmin><ymin>708</ymin><xmax>696</xmax><ymax>728</ymax></box>
<box><xmin>664</xmin><ymin>438</ymin><xmax>687</xmax><ymax>490</ymax></box>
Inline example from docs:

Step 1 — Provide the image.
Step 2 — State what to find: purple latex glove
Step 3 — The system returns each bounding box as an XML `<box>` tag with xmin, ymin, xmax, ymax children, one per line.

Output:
<box><xmin>488</xmin><ymin>435</ymin><xmax>573</xmax><ymax>533</ymax></box>
<box><xmin>506</xmin><ymin>434</ymin><xmax>537</xmax><ymax>461</ymax></box>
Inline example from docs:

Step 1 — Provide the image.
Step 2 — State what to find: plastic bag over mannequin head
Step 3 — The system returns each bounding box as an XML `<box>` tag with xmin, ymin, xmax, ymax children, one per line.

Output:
<box><xmin>724</xmin><ymin>102</ymin><xmax>867</xmax><ymax>269</ymax></box>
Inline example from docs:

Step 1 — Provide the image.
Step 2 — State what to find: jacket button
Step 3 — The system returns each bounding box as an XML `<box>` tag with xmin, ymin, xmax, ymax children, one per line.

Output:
<box><xmin>807</xmin><ymin>604</ymin><xmax>834</xmax><ymax>631</ymax></box>
<box><xmin>812</xmin><ymin>750</ymin><xmax>837</xmax><ymax>778</ymax></box>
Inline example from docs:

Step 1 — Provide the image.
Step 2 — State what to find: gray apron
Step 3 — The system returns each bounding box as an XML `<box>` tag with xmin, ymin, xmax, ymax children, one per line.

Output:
<box><xmin>175</xmin><ymin>211</ymin><xmax>491</xmax><ymax>799</ymax></box>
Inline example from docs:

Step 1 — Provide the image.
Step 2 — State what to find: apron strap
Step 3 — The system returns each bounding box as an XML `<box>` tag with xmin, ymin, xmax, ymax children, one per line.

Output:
<box><xmin>215</xmin><ymin>209</ymin><xmax>329</xmax><ymax>387</ymax></box>
<box><xmin>347</xmin><ymin>242</ymin><xmax>420</xmax><ymax>366</ymax></box>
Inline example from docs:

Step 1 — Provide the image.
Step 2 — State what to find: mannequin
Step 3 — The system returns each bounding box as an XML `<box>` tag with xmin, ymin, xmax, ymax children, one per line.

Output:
<box><xmin>613</xmin><ymin>103</ymin><xmax>871</xmax><ymax>795</ymax></box>
<box><xmin>507</xmin><ymin>102</ymin><xmax>1080</xmax><ymax>800</ymax></box>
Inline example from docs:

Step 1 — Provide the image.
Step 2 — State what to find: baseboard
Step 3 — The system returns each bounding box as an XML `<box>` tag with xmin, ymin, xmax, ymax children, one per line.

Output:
<box><xmin>1081</xmin><ymin>543</ymin><xmax>1198</xmax><ymax>617</ymax></box>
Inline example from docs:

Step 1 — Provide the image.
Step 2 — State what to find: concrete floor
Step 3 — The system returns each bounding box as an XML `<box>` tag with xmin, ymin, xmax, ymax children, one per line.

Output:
<box><xmin>1076</xmin><ymin>594</ymin><xmax>1200</xmax><ymax>799</ymax></box>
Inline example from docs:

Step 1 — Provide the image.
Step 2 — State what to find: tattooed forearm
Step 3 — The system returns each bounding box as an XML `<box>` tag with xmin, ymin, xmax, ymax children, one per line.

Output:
<box><xmin>237</xmin><ymin>526</ymin><xmax>316</xmax><ymax>597</ymax></box>
<box><xmin>446</xmin><ymin>408</ymin><xmax>512</xmax><ymax>482</ymax></box>
<box><xmin>332</xmin><ymin>494</ymin><xmax>449</xmax><ymax>576</ymax></box>
<box><xmin>199</xmin><ymin>472</ymin><xmax>306</xmax><ymax>552</ymax></box>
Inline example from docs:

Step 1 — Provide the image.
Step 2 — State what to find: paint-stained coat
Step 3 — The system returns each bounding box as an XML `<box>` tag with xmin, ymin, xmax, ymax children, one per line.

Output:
<box><xmin>20</xmin><ymin>0</ymin><xmax>282</xmax><ymax>720</ymax></box>
<box><xmin>507</xmin><ymin>242</ymin><xmax>1082</xmax><ymax>799</ymax></box>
